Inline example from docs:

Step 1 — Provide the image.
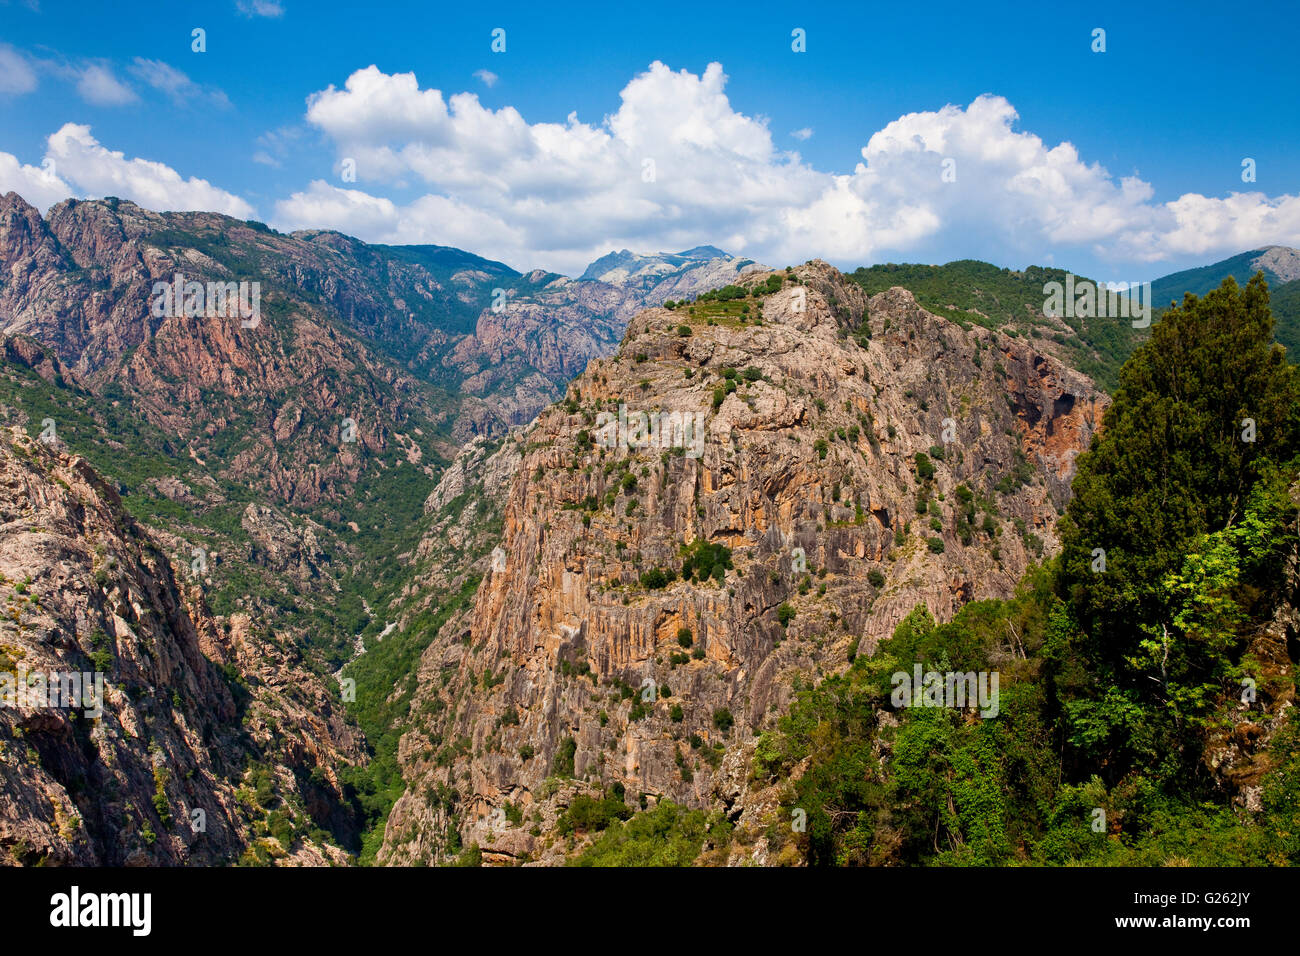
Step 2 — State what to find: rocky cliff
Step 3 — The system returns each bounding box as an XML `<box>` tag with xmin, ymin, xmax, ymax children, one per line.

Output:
<box><xmin>0</xmin><ymin>427</ymin><xmax>361</xmax><ymax>865</ymax></box>
<box><xmin>0</xmin><ymin>192</ymin><xmax>760</xmax><ymax>446</ymax></box>
<box><xmin>378</xmin><ymin>261</ymin><xmax>1107</xmax><ymax>864</ymax></box>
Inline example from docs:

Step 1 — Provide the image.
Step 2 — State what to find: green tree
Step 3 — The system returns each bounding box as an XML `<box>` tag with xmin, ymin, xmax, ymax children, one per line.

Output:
<box><xmin>1056</xmin><ymin>274</ymin><xmax>1300</xmax><ymax>777</ymax></box>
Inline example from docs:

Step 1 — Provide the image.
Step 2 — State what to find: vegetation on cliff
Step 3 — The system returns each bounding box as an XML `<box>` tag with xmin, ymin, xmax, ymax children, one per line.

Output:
<box><xmin>729</xmin><ymin>275</ymin><xmax>1300</xmax><ymax>865</ymax></box>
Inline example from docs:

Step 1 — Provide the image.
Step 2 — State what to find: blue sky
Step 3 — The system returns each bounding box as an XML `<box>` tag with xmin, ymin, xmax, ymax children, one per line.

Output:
<box><xmin>2</xmin><ymin>0</ymin><xmax>1298</xmax><ymax>281</ymax></box>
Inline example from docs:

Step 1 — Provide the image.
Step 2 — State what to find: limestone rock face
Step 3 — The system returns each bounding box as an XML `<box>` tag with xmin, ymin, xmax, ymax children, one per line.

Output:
<box><xmin>379</xmin><ymin>261</ymin><xmax>1107</xmax><ymax>864</ymax></box>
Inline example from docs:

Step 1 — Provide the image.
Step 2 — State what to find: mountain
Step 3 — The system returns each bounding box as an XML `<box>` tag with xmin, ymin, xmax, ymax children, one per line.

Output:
<box><xmin>0</xmin><ymin>423</ymin><xmax>360</xmax><ymax>865</ymax></box>
<box><xmin>373</xmin><ymin>261</ymin><xmax>1106</xmax><ymax>864</ymax></box>
<box><xmin>0</xmin><ymin>193</ymin><xmax>757</xmax><ymax>440</ymax></box>
<box><xmin>1149</xmin><ymin>246</ymin><xmax>1300</xmax><ymax>305</ymax></box>
<box><xmin>848</xmin><ymin>260</ymin><xmax>1149</xmax><ymax>393</ymax></box>
<box><xmin>0</xmin><ymin>189</ymin><xmax>765</xmax><ymax>864</ymax></box>
<box><xmin>580</xmin><ymin>245</ymin><xmax>747</xmax><ymax>284</ymax></box>
<box><xmin>851</xmin><ymin>250</ymin><xmax>1300</xmax><ymax>392</ymax></box>
<box><xmin>451</xmin><ymin>250</ymin><xmax>763</xmax><ymax>427</ymax></box>
<box><xmin>1149</xmin><ymin>246</ymin><xmax>1300</xmax><ymax>356</ymax></box>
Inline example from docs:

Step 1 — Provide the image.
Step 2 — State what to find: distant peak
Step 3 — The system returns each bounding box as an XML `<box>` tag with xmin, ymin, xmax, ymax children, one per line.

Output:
<box><xmin>579</xmin><ymin>244</ymin><xmax>735</xmax><ymax>282</ymax></box>
<box><xmin>673</xmin><ymin>244</ymin><xmax>729</xmax><ymax>260</ymax></box>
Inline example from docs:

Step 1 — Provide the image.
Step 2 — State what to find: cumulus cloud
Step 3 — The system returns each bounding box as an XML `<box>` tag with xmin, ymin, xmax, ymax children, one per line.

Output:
<box><xmin>0</xmin><ymin>151</ymin><xmax>74</xmax><ymax>209</ymax></box>
<box><xmin>279</xmin><ymin>62</ymin><xmax>1300</xmax><ymax>275</ymax></box>
<box><xmin>473</xmin><ymin>69</ymin><xmax>498</xmax><ymax>89</ymax></box>
<box><xmin>75</xmin><ymin>63</ymin><xmax>136</xmax><ymax>106</ymax></box>
<box><xmin>0</xmin><ymin>123</ymin><xmax>255</xmax><ymax>217</ymax></box>
<box><xmin>128</xmin><ymin>58</ymin><xmax>231</xmax><ymax>109</ymax></box>
<box><xmin>0</xmin><ymin>45</ymin><xmax>38</xmax><ymax>95</ymax></box>
<box><xmin>291</xmin><ymin>62</ymin><xmax>827</xmax><ymax>270</ymax></box>
<box><xmin>1136</xmin><ymin>191</ymin><xmax>1300</xmax><ymax>261</ymax></box>
<box><xmin>790</xmin><ymin>127</ymin><xmax>812</xmax><ymax>141</ymax></box>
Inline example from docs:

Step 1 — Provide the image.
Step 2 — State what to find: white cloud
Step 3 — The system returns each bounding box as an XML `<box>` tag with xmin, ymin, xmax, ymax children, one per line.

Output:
<box><xmin>0</xmin><ymin>151</ymin><xmax>74</xmax><ymax>209</ymax></box>
<box><xmin>75</xmin><ymin>63</ymin><xmax>136</xmax><ymax>106</ymax></box>
<box><xmin>283</xmin><ymin>63</ymin><xmax>1300</xmax><ymax>274</ymax></box>
<box><xmin>275</xmin><ymin>180</ymin><xmax>399</xmax><ymax>236</ymax></box>
<box><xmin>237</xmin><ymin>0</ymin><xmax>284</xmax><ymax>17</ymax></box>
<box><xmin>1135</xmin><ymin>191</ymin><xmax>1300</xmax><ymax>261</ymax></box>
<box><xmin>0</xmin><ymin>45</ymin><xmax>37</xmax><ymax>95</ymax></box>
<box><xmin>473</xmin><ymin>69</ymin><xmax>498</xmax><ymax>89</ymax></box>
<box><xmin>128</xmin><ymin>58</ymin><xmax>231</xmax><ymax>109</ymax></box>
<box><xmin>40</xmin><ymin>123</ymin><xmax>254</xmax><ymax>217</ymax></box>
<box><xmin>790</xmin><ymin>127</ymin><xmax>812</xmax><ymax>141</ymax></box>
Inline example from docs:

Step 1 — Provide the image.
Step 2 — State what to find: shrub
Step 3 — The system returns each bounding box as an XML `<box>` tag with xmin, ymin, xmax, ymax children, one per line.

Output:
<box><xmin>713</xmin><ymin>708</ymin><xmax>735</xmax><ymax>733</ymax></box>
<box><xmin>552</xmin><ymin>736</ymin><xmax>578</xmax><ymax>777</ymax></box>
<box><xmin>681</xmin><ymin>540</ymin><xmax>733</xmax><ymax>583</ymax></box>
<box><xmin>557</xmin><ymin>791</ymin><xmax>632</xmax><ymax>835</ymax></box>
<box><xmin>640</xmin><ymin>568</ymin><xmax>671</xmax><ymax>589</ymax></box>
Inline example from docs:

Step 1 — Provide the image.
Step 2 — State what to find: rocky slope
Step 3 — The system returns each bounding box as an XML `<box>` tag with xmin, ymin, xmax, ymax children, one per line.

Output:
<box><xmin>0</xmin><ymin>192</ymin><xmax>760</xmax><ymax>443</ymax></box>
<box><xmin>0</xmin><ymin>427</ymin><xmax>361</xmax><ymax>865</ymax></box>
<box><xmin>438</xmin><ymin>251</ymin><xmax>762</xmax><ymax>431</ymax></box>
<box><xmin>377</xmin><ymin>261</ymin><xmax>1107</xmax><ymax>865</ymax></box>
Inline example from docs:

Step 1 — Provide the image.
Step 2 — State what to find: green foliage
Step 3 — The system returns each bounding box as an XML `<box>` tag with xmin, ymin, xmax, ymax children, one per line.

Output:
<box><xmin>639</xmin><ymin>567</ymin><xmax>673</xmax><ymax>589</ymax></box>
<box><xmin>556</xmin><ymin>790</ymin><xmax>632</xmax><ymax>835</ymax></box>
<box><xmin>340</xmin><ymin>573</ymin><xmax>481</xmax><ymax>864</ymax></box>
<box><xmin>914</xmin><ymin>452</ymin><xmax>935</xmax><ymax>480</ymax></box>
<box><xmin>748</xmin><ymin>276</ymin><xmax>1300</xmax><ymax>867</ymax></box>
<box><xmin>681</xmin><ymin>539</ymin><xmax>732</xmax><ymax>583</ymax></box>
<box><xmin>552</xmin><ymin>736</ymin><xmax>578</xmax><ymax>778</ymax></box>
<box><xmin>569</xmin><ymin>800</ymin><xmax>708</xmax><ymax>866</ymax></box>
<box><xmin>1057</xmin><ymin>274</ymin><xmax>1300</xmax><ymax>780</ymax></box>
